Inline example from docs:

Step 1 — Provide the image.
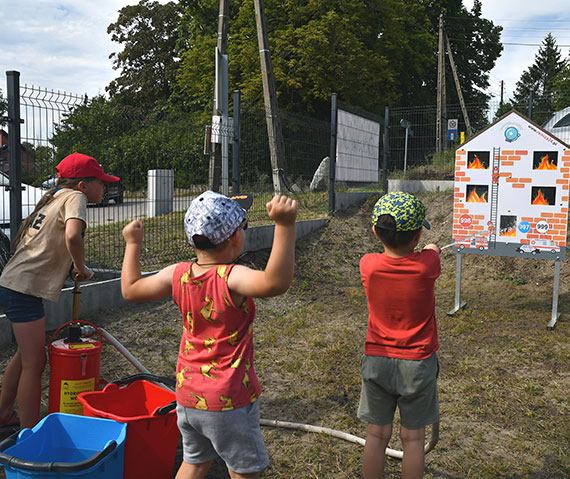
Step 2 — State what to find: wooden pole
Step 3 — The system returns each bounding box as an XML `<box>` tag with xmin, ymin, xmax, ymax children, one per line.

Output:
<box><xmin>436</xmin><ymin>15</ymin><xmax>444</xmax><ymax>153</ymax></box>
<box><xmin>208</xmin><ymin>0</ymin><xmax>229</xmax><ymax>191</ymax></box>
<box><xmin>253</xmin><ymin>0</ymin><xmax>287</xmax><ymax>195</ymax></box>
<box><xmin>445</xmin><ymin>31</ymin><xmax>472</xmax><ymax>137</ymax></box>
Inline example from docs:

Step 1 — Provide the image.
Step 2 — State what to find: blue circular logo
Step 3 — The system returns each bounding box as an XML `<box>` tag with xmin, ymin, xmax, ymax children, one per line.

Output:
<box><xmin>504</xmin><ymin>126</ymin><xmax>520</xmax><ymax>142</ymax></box>
<box><xmin>518</xmin><ymin>220</ymin><xmax>531</xmax><ymax>233</ymax></box>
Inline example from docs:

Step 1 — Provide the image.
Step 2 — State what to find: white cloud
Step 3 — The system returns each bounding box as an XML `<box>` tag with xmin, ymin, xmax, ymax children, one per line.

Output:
<box><xmin>0</xmin><ymin>0</ymin><xmax>170</xmax><ymax>96</ymax></box>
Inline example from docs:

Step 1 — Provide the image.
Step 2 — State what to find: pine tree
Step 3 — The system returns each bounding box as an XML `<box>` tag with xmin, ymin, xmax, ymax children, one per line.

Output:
<box><xmin>512</xmin><ymin>33</ymin><xmax>564</xmax><ymax>124</ymax></box>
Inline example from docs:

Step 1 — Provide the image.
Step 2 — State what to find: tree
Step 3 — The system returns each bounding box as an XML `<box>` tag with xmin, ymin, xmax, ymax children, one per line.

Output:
<box><xmin>176</xmin><ymin>0</ymin><xmax>502</xmax><ymax>118</ymax></box>
<box><xmin>512</xmin><ymin>33</ymin><xmax>564</xmax><ymax>125</ymax></box>
<box><xmin>0</xmin><ymin>88</ymin><xmax>6</xmax><ymax>127</ymax></box>
<box><xmin>552</xmin><ymin>56</ymin><xmax>570</xmax><ymax>111</ymax></box>
<box><xmin>107</xmin><ymin>0</ymin><xmax>183</xmax><ymax>107</ymax></box>
<box><xmin>425</xmin><ymin>0</ymin><xmax>503</xmax><ymax>106</ymax></box>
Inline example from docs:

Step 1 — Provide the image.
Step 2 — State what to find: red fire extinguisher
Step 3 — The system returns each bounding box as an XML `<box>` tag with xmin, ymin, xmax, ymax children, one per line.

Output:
<box><xmin>48</xmin><ymin>282</ymin><xmax>103</xmax><ymax>415</ymax></box>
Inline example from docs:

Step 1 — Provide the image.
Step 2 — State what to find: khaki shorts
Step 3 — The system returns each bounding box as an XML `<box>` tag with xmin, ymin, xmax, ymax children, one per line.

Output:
<box><xmin>357</xmin><ymin>353</ymin><xmax>439</xmax><ymax>429</ymax></box>
<box><xmin>176</xmin><ymin>401</ymin><xmax>269</xmax><ymax>474</ymax></box>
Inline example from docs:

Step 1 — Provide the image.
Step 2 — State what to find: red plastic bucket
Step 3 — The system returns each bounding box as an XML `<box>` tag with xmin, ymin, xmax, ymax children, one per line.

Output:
<box><xmin>78</xmin><ymin>379</ymin><xmax>179</xmax><ymax>479</ymax></box>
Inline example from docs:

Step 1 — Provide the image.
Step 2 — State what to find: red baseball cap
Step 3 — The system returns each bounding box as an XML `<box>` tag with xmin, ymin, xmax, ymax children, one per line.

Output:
<box><xmin>56</xmin><ymin>153</ymin><xmax>120</xmax><ymax>182</ymax></box>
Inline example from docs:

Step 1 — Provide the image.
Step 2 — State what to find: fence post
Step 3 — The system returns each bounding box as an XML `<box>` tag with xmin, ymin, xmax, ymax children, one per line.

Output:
<box><xmin>6</xmin><ymin>71</ymin><xmax>22</xmax><ymax>242</ymax></box>
<box><xmin>232</xmin><ymin>90</ymin><xmax>241</xmax><ymax>195</ymax></box>
<box><xmin>382</xmin><ymin>106</ymin><xmax>389</xmax><ymax>194</ymax></box>
<box><xmin>147</xmin><ymin>169</ymin><xmax>174</xmax><ymax>217</ymax></box>
<box><xmin>328</xmin><ymin>93</ymin><xmax>337</xmax><ymax>215</ymax></box>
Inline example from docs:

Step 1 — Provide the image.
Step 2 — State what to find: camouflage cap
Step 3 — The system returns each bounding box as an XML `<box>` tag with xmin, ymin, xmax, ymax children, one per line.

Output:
<box><xmin>371</xmin><ymin>192</ymin><xmax>430</xmax><ymax>231</ymax></box>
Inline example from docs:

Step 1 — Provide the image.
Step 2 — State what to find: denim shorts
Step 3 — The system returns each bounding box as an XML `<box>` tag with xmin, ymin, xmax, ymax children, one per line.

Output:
<box><xmin>0</xmin><ymin>286</ymin><xmax>45</xmax><ymax>323</ymax></box>
<box><xmin>358</xmin><ymin>353</ymin><xmax>440</xmax><ymax>429</ymax></box>
<box><xmin>176</xmin><ymin>401</ymin><xmax>269</xmax><ymax>474</ymax></box>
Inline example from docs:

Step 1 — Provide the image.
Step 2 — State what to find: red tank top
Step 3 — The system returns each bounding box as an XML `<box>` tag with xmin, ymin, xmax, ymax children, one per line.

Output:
<box><xmin>172</xmin><ymin>262</ymin><xmax>261</xmax><ymax>411</ymax></box>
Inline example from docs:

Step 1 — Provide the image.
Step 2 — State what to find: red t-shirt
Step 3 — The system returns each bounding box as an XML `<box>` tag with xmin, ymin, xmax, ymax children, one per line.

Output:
<box><xmin>172</xmin><ymin>262</ymin><xmax>261</xmax><ymax>411</ymax></box>
<box><xmin>360</xmin><ymin>249</ymin><xmax>441</xmax><ymax>360</ymax></box>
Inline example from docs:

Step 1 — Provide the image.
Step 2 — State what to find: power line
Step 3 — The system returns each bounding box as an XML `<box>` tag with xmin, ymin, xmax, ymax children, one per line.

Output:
<box><xmin>449</xmin><ymin>37</ymin><xmax>570</xmax><ymax>47</ymax></box>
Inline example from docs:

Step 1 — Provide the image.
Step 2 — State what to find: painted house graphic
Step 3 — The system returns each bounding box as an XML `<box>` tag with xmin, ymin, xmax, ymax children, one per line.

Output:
<box><xmin>452</xmin><ymin>110</ymin><xmax>570</xmax><ymax>260</ymax></box>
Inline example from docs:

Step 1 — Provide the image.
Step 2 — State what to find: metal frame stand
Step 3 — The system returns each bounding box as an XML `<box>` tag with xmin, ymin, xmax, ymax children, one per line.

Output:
<box><xmin>447</xmin><ymin>252</ymin><xmax>467</xmax><ymax>315</ymax></box>
<box><xmin>447</xmin><ymin>253</ymin><xmax>561</xmax><ymax>329</ymax></box>
<box><xmin>547</xmin><ymin>260</ymin><xmax>561</xmax><ymax>330</ymax></box>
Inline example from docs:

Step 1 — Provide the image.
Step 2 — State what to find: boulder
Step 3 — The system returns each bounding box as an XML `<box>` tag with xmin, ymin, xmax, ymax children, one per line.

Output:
<box><xmin>310</xmin><ymin>156</ymin><xmax>330</xmax><ymax>192</ymax></box>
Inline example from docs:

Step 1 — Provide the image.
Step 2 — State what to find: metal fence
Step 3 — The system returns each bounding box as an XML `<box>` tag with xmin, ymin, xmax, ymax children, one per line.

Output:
<box><xmin>387</xmin><ymin>92</ymin><xmax>570</xmax><ymax>180</ymax></box>
<box><xmin>4</xmin><ymin>69</ymin><xmax>569</xmax><ymax>272</ymax></box>
<box><xmin>1</xmin><ymin>73</ymin><xmax>332</xmax><ymax>272</ymax></box>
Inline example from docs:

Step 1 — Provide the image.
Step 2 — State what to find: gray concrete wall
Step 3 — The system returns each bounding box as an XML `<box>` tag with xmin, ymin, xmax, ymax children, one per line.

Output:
<box><xmin>335</xmin><ymin>192</ymin><xmax>376</xmax><ymax>210</ymax></box>
<box><xmin>388</xmin><ymin>179</ymin><xmax>454</xmax><ymax>193</ymax></box>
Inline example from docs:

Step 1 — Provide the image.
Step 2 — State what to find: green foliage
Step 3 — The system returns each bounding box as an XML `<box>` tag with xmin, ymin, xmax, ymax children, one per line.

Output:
<box><xmin>107</xmin><ymin>0</ymin><xmax>183</xmax><ymax>107</ymax></box>
<box><xmin>0</xmin><ymin>88</ymin><xmax>6</xmax><ymax>127</ymax></box>
<box><xmin>176</xmin><ymin>0</ymin><xmax>503</xmax><ymax>118</ymax></box>
<box><xmin>553</xmin><ymin>58</ymin><xmax>570</xmax><ymax>111</ymax></box>
<box><xmin>511</xmin><ymin>33</ymin><xmax>565</xmax><ymax>125</ymax></box>
<box><xmin>50</xmin><ymin>96</ymin><xmax>209</xmax><ymax>191</ymax></box>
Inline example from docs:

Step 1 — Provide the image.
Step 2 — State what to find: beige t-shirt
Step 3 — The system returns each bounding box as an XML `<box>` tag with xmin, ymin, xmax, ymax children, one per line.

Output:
<box><xmin>0</xmin><ymin>189</ymin><xmax>87</xmax><ymax>302</ymax></box>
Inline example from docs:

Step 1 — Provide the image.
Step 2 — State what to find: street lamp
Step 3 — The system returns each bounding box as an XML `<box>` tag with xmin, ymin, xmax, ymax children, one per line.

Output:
<box><xmin>400</xmin><ymin>119</ymin><xmax>412</xmax><ymax>176</ymax></box>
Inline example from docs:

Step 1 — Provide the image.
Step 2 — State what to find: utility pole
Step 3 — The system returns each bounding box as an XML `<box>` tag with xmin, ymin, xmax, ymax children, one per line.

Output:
<box><xmin>445</xmin><ymin>31</ymin><xmax>472</xmax><ymax>137</ymax></box>
<box><xmin>500</xmin><ymin>81</ymin><xmax>504</xmax><ymax>109</ymax></box>
<box><xmin>253</xmin><ymin>0</ymin><xmax>287</xmax><ymax>194</ymax></box>
<box><xmin>208</xmin><ymin>0</ymin><xmax>229</xmax><ymax>192</ymax></box>
<box><xmin>436</xmin><ymin>15</ymin><xmax>444</xmax><ymax>153</ymax></box>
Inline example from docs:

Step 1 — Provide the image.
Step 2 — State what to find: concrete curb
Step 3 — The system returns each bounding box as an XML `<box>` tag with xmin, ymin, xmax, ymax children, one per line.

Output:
<box><xmin>388</xmin><ymin>179</ymin><xmax>454</xmax><ymax>193</ymax></box>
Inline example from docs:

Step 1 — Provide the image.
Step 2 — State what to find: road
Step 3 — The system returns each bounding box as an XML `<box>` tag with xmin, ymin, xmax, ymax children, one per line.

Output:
<box><xmin>86</xmin><ymin>196</ymin><xmax>194</xmax><ymax>227</ymax></box>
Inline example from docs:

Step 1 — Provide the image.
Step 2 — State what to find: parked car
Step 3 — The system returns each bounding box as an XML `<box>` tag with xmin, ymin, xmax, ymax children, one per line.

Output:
<box><xmin>543</xmin><ymin>107</ymin><xmax>570</xmax><ymax>146</ymax></box>
<box><xmin>42</xmin><ymin>175</ymin><xmax>124</xmax><ymax>206</ymax></box>
<box><xmin>0</xmin><ymin>171</ymin><xmax>44</xmax><ymax>237</ymax></box>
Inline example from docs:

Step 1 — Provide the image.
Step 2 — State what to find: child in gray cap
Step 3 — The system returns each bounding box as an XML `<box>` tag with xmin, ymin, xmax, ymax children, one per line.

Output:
<box><xmin>121</xmin><ymin>191</ymin><xmax>297</xmax><ymax>479</ymax></box>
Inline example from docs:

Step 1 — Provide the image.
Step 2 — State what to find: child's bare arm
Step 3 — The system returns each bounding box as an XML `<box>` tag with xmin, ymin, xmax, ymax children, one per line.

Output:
<box><xmin>121</xmin><ymin>219</ymin><xmax>175</xmax><ymax>302</ymax></box>
<box><xmin>228</xmin><ymin>195</ymin><xmax>297</xmax><ymax>298</ymax></box>
<box><xmin>423</xmin><ymin>243</ymin><xmax>440</xmax><ymax>253</ymax></box>
<box><xmin>65</xmin><ymin>218</ymin><xmax>93</xmax><ymax>281</ymax></box>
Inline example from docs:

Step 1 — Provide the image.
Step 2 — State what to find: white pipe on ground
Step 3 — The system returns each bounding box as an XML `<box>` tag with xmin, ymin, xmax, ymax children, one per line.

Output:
<box><xmin>101</xmin><ymin>327</ymin><xmax>439</xmax><ymax>458</ymax></box>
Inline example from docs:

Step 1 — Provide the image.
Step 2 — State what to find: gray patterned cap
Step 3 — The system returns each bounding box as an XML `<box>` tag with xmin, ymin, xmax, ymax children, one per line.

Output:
<box><xmin>184</xmin><ymin>191</ymin><xmax>252</xmax><ymax>248</ymax></box>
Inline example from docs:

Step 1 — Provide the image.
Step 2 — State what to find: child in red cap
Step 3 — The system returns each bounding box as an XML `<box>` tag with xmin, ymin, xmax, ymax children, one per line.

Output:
<box><xmin>0</xmin><ymin>152</ymin><xmax>119</xmax><ymax>429</ymax></box>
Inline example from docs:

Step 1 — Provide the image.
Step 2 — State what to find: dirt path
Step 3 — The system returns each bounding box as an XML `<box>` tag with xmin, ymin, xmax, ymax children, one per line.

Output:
<box><xmin>1</xmin><ymin>191</ymin><xmax>569</xmax><ymax>478</ymax></box>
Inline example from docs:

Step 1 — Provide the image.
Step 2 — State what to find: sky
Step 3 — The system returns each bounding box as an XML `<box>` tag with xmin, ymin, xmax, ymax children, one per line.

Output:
<box><xmin>1</xmin><ymin>1</ymin><xmax>570</xmax><ymax>103</ymax></box>
<box><xmin>463</xmin><ymin>1</ymin><xmax>570</xmax><ymax>103</ymax></box>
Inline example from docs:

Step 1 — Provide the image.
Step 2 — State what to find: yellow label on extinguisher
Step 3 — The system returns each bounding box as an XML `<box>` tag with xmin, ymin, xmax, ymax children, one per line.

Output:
<box><xmin>59</xmin><ymin>378</ymin><xmax>95</xmax><ymax>415</ymax></box>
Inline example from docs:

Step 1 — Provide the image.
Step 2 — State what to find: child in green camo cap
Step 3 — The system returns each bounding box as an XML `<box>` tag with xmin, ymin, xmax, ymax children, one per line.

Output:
<box><xmin>358</xmin><ymin>192</ymin><xmax>441</xmax><ymax>479</ymax></box>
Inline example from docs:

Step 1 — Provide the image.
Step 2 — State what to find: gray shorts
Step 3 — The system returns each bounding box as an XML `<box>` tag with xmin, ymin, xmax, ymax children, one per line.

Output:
<box><xmin>176</xmin><ymin>401</ymin><xmax>269</xmax><ymax>474</ymax></box>
<box><xmin>357</xmin><ymin>353</ymin><xmax>440</xmax><ymax>429</ymax></box>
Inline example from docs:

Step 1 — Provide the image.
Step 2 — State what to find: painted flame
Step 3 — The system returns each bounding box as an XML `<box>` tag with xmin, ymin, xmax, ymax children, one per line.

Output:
<box><xmin>466</xmin><ymin>189</ymin><xmax>487</xmax><ymax>203</ymax></box>
<box><xmin>500</xmin><ymin>226</ymin><xmax>517</xmax><ymax>237</ymax></box>
<box><xmin>468</xmin><ymin>154</ymin><xmax>486</xmax><ymax>169</ymax></box>
<box><xmin>532</xmin><ymin>189</ymin><xmax>550</xmax><ymax>206</ymax></box>
<box><xmin>536</xmin><ymin>154</ymin><xmax>557</xmax><ymax>170</ymax></box>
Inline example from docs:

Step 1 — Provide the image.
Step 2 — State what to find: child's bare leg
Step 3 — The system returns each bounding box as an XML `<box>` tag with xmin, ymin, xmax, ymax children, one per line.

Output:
<box><xmin>228</xmin><ymin>470</ymin><xmax>260</xmax><ymax>479</ymax></box>
<box><xmin>400</xmin><ymin>426</ymin><xmax>425</xmax><ymax>479</ymax></box>
<box><xmin>363</xmin><ymin>422</ymin><xmax>392</xmax><ymax>479</ymax></box>
<box><xmin>0</xmin><ymin>349</ymin><xmax>22</xmax><ymax>418</ymax></box>
<box><xmin>175</xmin><ymin>460</ymin><xmax>213</xmax><ymax>479</ymax></box>
<box><xmin>12</xmin><ymin>318</ymin><xmax>46</xmax><ymax>428</ymax></box>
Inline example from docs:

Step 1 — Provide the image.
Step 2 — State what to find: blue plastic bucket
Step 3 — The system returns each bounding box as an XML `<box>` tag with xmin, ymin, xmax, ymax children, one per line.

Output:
<box><xmin>0</xmin><ymin>413</ymin><xmax>126</xmax><ymax>478</ymax></box>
